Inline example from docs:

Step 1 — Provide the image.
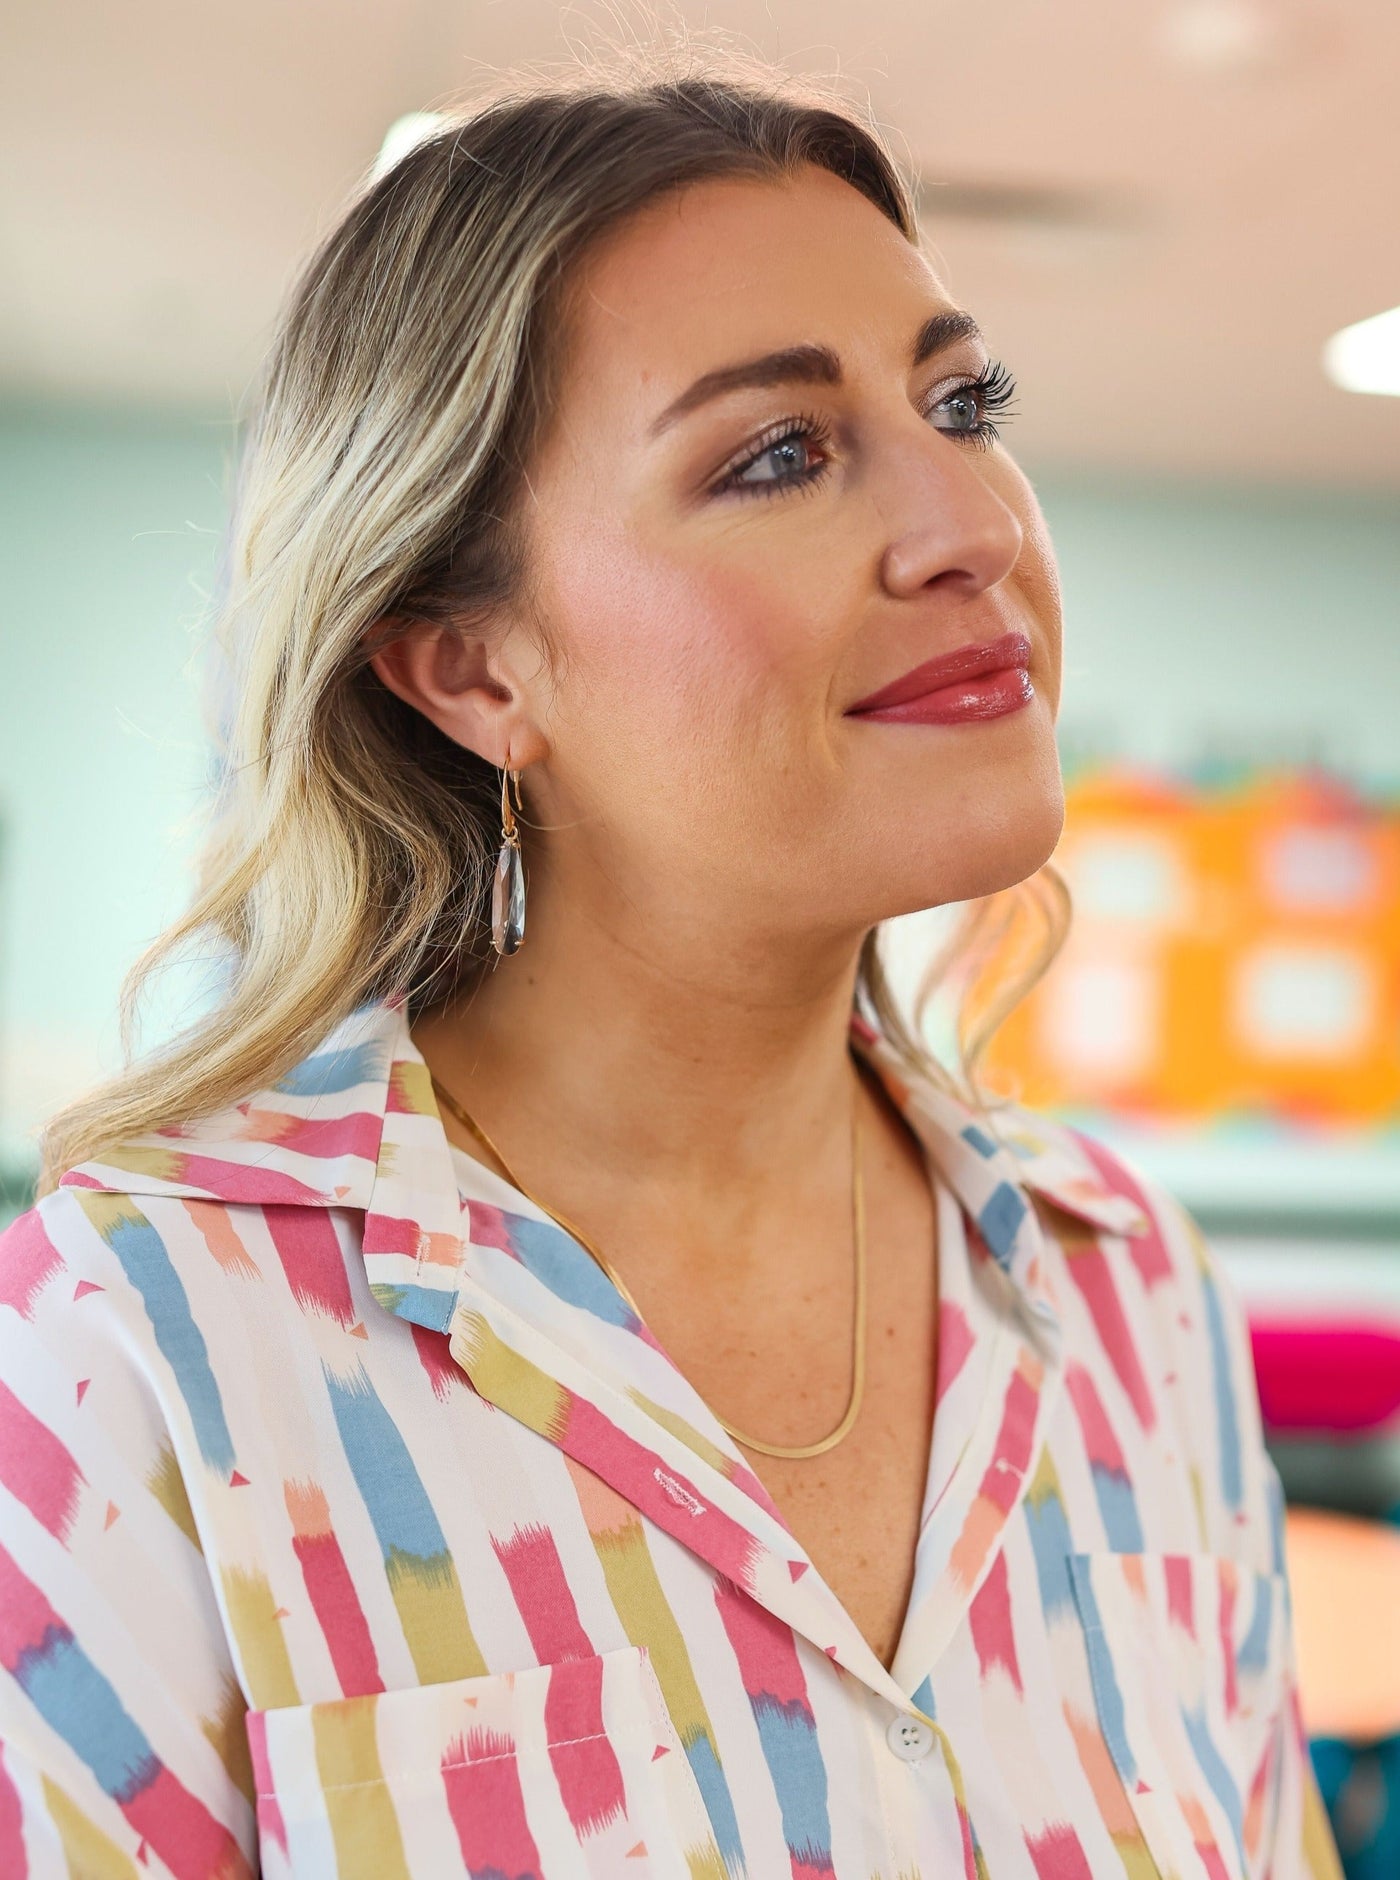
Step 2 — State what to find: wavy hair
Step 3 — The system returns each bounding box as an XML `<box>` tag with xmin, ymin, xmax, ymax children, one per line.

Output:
<box><xmin>38</xmin><ymin>50</ymin><xmax>1071</xmax><ymax>1194</ymax></box>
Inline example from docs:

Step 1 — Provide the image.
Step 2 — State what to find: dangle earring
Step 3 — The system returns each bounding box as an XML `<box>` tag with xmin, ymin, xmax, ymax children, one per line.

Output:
<box><xmin>490</xmin><ymin>764</ymin><xmax>526</xmax><ymax>956</ymax></box>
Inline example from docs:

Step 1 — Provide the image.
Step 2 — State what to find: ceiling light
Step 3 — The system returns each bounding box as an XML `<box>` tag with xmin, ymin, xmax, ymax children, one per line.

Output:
<box><xmin>373</xmin><ymin>112</ymin><xmax>448</xmax><ymax>183</ymax></box>
<box><xmin>1323</xmin><ymin>307</ymin><xmax>1400</xmax><ymax>397</ymax></box>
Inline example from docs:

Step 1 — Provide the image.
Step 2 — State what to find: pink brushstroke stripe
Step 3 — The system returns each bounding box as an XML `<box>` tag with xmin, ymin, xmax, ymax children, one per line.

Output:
<box><xmin>0</xmin><ymin>1210</ymin><xmax>65</xmax><ymax>1317</ymax></box>
<box><xmin>493</xmin><ymin>1524</ymin><xmax>594</xmax><ymax>1665</ymax></box>
<box><xmin>1074</xmin><ymin>1133</ymin><xmax>1173</xmax><ymax>1291</ymax></box>
<box><xmin>1026</xmin><ymin>1820</ymin><xmax>1095</xmax><ymax>1880</ymax></box>
<box><xmin>0</xmin><ymin>1378</ymin><xmax>84</xmax><ymax>1542</ymax></box>
<box><xmin>244</xmin><ymin>1712</ymin><xmax>288</xmax><ymax>1859</ymax></box>
<box><xmin>265</xmin><ymin>1208</ymin><xmax>357</xmax><ymax>1327</ymax></box>
<box><xmin>122</xmin><ymin>1764</ymin><xmax>255</xmax><ymax>1880</ymax></box>
<box><xmin>232</xmin><ymin>1109</ymin><xmax>382</xmax><ymax>1165</ymax></box>
<box><xmin>465</xmin><ymin>1201</ymin><xmax>516</xmax><ymax>1257</ymax></box>
<box><xmin>1064</xmin><ymin>1364</ymin><xmax>1128</xmax><ymax>1476</ymax></box>
<box><xmin>560</xmin><ymin>1397</ymin><xmax>765</xmax><ymax>1591</ymax></box>
<box><xmin>713</xmin><ymin>1576</ymin><xmax>811</xmax><ymax>1710</ymax></box>
<box><xmin>1064</xmin><ymin>1246</ymin><xmax>1156</xmax><ymax>1432</ymax></box>
<box><xmin>544</xmin><ymin>1655</ymin><xmax>627</xmax><ymax>1839</ymax></box>
<box><xmin>289</xmin><ymin>1526</ymin><xmax>384</xmax><ymax>1697</ymax></box>
<box><xmin>969</xmin><ymin>1550</ymin><xmax>1022</xmax><ymax>1693</ymax></box>
<box><xmin>976</xmin><ymin>1365</ymin><xmax>1039</xmax><ymax>1515</ymax></box>
<box><xmin>442</xmin><ymin>1730</ymin><xmax>543</xmax><ymax>1880</ymax></box>
<box><xmin>0</xmin><ymin>1742</ymin><xmax>27</xmax><ymax>1879</ymax></box>
<box><xmin>141</xmin><ymin>1154</ymin><xmax>332</xmax><ymax>1208</ymax></box>
<box><xmin>937</xmin><ymin>1300</ymin><xmax>975</xmax><ymax>1403</ymax></box>
<box><xmin>1165</xmin><ymin>1556</ymin><xmax>1196</xmax><ymax>1638</ymax></box>
<box><xmin>410</xmin><ymin>1322</ymin><xmax>465</xmax><ymax>1400</ymax></box>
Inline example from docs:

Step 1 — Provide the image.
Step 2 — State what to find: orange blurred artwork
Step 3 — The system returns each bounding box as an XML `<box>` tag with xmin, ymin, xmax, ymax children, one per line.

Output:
<box><xmin>980</xmin><ymin>767</ymin><xmax>1400</xmax><ymax>1125</ymax></box>
<box><xmin>1285</xmin><ymin>1506</ymin><xmax>1400</xmax><ymax>1742</ymax></box>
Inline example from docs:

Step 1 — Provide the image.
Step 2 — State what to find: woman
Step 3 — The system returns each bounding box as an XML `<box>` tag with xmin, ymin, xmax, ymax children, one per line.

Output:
<box><xmin>0</xmin><ymin>58</ymin><xmax>1342</xmax><ymax>1880</ymax></box>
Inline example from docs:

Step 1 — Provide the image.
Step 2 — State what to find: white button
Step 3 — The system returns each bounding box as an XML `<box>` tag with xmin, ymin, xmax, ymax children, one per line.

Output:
<box><xmin>885</xmin><ymin>1714</ymin><xmax>936</xmax><ymax>1762</ymax></box>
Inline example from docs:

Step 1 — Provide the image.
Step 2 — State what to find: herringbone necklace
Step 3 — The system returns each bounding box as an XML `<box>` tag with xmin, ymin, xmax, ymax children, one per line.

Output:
<box><xmin>430</xmin><ymin>1073</ymin><xmax>867</xmax><ymax>1460</ymax></box>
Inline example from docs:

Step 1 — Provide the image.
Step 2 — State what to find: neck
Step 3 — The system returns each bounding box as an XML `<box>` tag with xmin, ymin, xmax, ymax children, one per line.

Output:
<box><xmin>412</xmin><ymin>862</ymin><xmax>873</xmax><ymax>1209</ymax></box>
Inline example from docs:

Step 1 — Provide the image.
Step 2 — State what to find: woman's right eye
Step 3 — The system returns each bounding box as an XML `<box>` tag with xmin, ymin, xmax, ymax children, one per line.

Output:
<box><xmin>715</xmin><ymin>416</ymin><xmax>833</xmax><ymax>497</ymax></box>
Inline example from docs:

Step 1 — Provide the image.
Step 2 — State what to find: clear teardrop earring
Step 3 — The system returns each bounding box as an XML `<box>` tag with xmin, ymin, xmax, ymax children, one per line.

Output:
<box><xmin>490</xmin><ymin>765</ymin><xmax>526</xmax><ymax>956</ymax></box>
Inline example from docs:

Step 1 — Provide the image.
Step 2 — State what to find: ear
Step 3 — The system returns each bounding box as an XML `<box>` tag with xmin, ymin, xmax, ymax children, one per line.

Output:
<box><xmin>368</xmin><ymin>617</ymin><xmax>549</xmax><ymax>772</ymax></box>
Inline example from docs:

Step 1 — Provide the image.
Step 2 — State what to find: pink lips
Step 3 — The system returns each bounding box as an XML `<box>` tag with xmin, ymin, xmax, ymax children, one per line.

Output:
<box><xmin>845</xmin><ymin>629</ymin><xmax>1034</xmax><ymax>726</ymax></box>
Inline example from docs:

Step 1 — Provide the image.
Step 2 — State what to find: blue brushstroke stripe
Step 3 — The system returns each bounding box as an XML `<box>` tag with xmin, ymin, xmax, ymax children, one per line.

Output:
<box><xmin>1236</xmin><ymin>1574</ymin><xmax>1274</xmax><ymax>1676</ymax></box>
<box><xmin>1024</xmin><ymin>1486</ymin><xmax>1077</xmax><ymax>1621</ymax></box>
<box><xmin>368</xmin><ymin>1279</ymin><xmax>457</xmax><ymax>1333</ymax></box>
<box><xmin>978</xmin><ymin>1183</ymin><xmax>1027</xmax><ymax>1267</ymax></box>
<box><xmin>506</xmin><ymin>1216</ymin><xmax>639</xmax><ymax>1331</ymax></box>
<box><xmin>100</xmin><ymin>1208</ymin><xmax>236</xmax><ymax>1473</ymax></box>
<box><xmin>1066</xmin><ymin>1559</ymin><xmax>1137</xmax><ymax>1784</ymax></box>
<box><xmin>1200</xmin><ymin>1267</ymin><xmax>1243</xmax><ymax>1512</ymax></box>
<box><xmin>1091</xmin><ymin>1464</ymin><xmax>1145</xmax><ymax>1552</ymax></box>
<box><xmin>324</xmin><ymin>1364</ymin><xmax>454</xmax><ymax>1567</ymax></box>
<box><xmin>1183</xmin><ymin>1701</ymin><xmax>1245</xmax><ymax>1863</ymax></box>
<box><xmin>17</xmin><ymin>1621</ymin><xmax>161</xmax><ymax>1804</ymax></box>
<box><xmin>274</xmin><ymin>1040</ymin><xmax>386</xmax><ymax>1096</ymax></box>
<box><xmin>961</xmin><ymin>1123</ymin><xmax>1001</xmax><ymax>1158</ymax></box>
<box><xmin>749</xmin><ymin>1695</ymin><xmax>834</xmax><ymax>1871</ymax></box>
<box><xmin>681</xmin><ymin>1728</ymin><xmax>746</xmax><ymax>1876</ymax></box>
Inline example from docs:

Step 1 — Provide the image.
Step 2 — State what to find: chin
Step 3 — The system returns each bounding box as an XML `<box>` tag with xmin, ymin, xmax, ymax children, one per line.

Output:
<box><xmin>883</xmin><ymin>771</ymin><xmax>1065</xmax><ymax>917</ymax></box>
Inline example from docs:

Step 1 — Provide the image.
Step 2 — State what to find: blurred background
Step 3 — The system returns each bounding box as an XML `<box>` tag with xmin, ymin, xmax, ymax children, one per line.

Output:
<box><xmin>2</xmin><ymin>0</ymin><xmax>1397</xmax><ymax>1862</ymax></box>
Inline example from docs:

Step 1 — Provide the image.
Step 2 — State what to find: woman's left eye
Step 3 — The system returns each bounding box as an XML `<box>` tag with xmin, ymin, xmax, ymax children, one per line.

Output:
<box><xmin>928</xmin><ymin>360</ymin><xmax>1019</xmax><ymax>447</ymax></box>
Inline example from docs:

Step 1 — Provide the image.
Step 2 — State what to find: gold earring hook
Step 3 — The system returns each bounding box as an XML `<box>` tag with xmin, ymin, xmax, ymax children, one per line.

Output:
<box><xmin>500</xmin><ymin>765</ymin><xmax>522</xmax><ymax>846</ymax></box>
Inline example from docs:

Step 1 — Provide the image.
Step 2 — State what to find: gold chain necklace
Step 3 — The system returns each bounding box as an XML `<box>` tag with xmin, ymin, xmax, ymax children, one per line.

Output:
<box><xmin>429</xmin><ymin>1071</ymin><xmax>867</xmax><ymax>1460</ymax></box>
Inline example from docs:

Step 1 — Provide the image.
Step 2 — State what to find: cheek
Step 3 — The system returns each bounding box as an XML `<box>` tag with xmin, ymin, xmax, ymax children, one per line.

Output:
<box><xmin>541</xmin><ymin>518</ymin><xmax>844</xmax><ymax>771</ymax></box>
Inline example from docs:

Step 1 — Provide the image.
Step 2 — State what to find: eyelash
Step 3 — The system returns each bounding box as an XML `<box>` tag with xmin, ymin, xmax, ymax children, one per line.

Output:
<box><xmin>713</xmin><ymin>360</ymin><xmax>1020</xmax><ymax>499</ymax></box>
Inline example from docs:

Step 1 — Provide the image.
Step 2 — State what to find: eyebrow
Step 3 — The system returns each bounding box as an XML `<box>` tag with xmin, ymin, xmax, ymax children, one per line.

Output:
<box><xmin>646</xmin><ymin>309</ymin><xmax>984</xmax><ymax>437</ymax></box>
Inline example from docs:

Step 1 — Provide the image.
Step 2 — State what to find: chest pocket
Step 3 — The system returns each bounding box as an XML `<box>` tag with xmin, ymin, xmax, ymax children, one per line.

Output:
<box><xmin>1068</xmin><ymin>1550</ymin><xmax>1292</xmax><ymax>1880</ymax></box>
<box><xmin>245</xmin><ymin>1644</ymin><xmax>726</xmax><ymax>1880</ymax></box>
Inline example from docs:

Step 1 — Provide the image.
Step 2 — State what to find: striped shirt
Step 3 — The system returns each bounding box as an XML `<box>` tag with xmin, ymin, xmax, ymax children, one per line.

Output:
<box><xmin>0</xmin><ymin>997</ymin><xmax>1343</xmax><ymax>1879</ymax></box>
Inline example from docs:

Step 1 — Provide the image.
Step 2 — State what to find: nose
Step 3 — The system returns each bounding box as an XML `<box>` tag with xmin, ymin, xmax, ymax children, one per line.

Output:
<box><xmin>878</xmin><ymin>430</ymin><xmax>1024</xmax><ymax>600</ymax></box>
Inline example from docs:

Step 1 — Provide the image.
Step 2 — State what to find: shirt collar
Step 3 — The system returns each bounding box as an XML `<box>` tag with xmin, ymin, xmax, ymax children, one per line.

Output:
<box><xmin>64</xmin><ymin>995</ymin><xmax>1148</xmax><ymax>1315</ymax></box>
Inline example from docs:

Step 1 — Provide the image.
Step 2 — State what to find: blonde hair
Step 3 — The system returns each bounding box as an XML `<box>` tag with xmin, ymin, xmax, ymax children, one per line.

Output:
<box><xmin>38</xmin><ymin>52</ymin><xmax>1070</xmax><ymax>1195</ymax></box>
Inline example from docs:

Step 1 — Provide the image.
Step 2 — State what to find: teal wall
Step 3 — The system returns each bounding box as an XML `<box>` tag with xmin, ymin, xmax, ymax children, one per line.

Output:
<box><xmin>0</xmin><ymin>405</ymin><xmax>230</xmax><ymax>1165</ymax></box>
<box><xmin>1</xmin><ymin>400</ymin><xmax>1397</xmax><ymax>1168</ymax></box>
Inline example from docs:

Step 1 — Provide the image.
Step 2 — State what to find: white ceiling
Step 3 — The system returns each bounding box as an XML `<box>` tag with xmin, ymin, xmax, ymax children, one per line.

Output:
<box><xmin>4</xmin><ymin>0</ymin><xmax>1398</xmax><ymax>486</ymax></box>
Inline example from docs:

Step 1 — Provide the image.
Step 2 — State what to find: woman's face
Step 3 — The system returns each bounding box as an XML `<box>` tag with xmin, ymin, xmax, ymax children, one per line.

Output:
<box><xmin>503</xmin><ymin>162</ymin><xmax>1066</xmax><ymax>952</ymax></box>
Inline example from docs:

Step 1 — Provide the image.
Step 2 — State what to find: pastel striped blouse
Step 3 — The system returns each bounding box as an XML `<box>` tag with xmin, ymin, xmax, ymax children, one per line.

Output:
<box><xmin>0</xmin><ymin>998</ymin><xmax>1343</xmax><ymax>1879</ymax></box>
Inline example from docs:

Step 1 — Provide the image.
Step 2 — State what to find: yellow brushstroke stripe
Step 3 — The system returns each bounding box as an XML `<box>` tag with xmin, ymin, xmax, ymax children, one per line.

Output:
<box><xmin>313</xmin><ymin>1698</ymin><xmax>412</xmax><ymax>1880</ymax></box>
<box><xmin>1301</xmin><ymin>1763</ymin><xmax>1345</xmax><ymax>1880</ymax></box>
<box><xmin>449</xmin><ymin>1311</ymin><xmax>569</xmax><ymax>1442</ymax></box>
<box><xmin>145</xmin><ymin>1439</ymin><xmax>202</xmax><ymax>1553</ymax></box>
<box><xmin>221</xmin><ymin>1566</ymin><xmax>300</xmax><ymax>1710</ymax></box>
<box><xmin>625</xmin><ymin>1388</ymin><xmax>736</xmax><ymax>1478</ymax></box>
<box><xmin>390</xmin><ymin>1058</ymin><xmax>436</xmax><ymax>1117</ymax></box>
<box><xmin>40</xmin><ymin>1776</ymin><xmax>139</xmax><ymax>1878</ymax></box>
<box><xmin>686</xmin><ymin>1848</ymin><xmax>730</xmax><ymax>1880</ymax></box>
<box><xmin>201</xmin><ymin>1669</ymin><xmax>256</xmax><ymax>1810</ymax></box>
<box><xmin>600</xmin><ymin>1513</ymin><xmax>712</xmax><ymax>1743</ymax></box>
<box><xmin>72</xmin><ymin>1190</ymin><xmax>152</xmax><ymax>1241</ymax></box>
<box><xmin>1189</xmin><ymin>1464</ymin><xmax>1208</xmax><ymax>1551</ymax></box>
<box><xmin>386</xmin><ymin>1548</ymin><xmax>487</xmax><ymax>1682</ymax></box>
